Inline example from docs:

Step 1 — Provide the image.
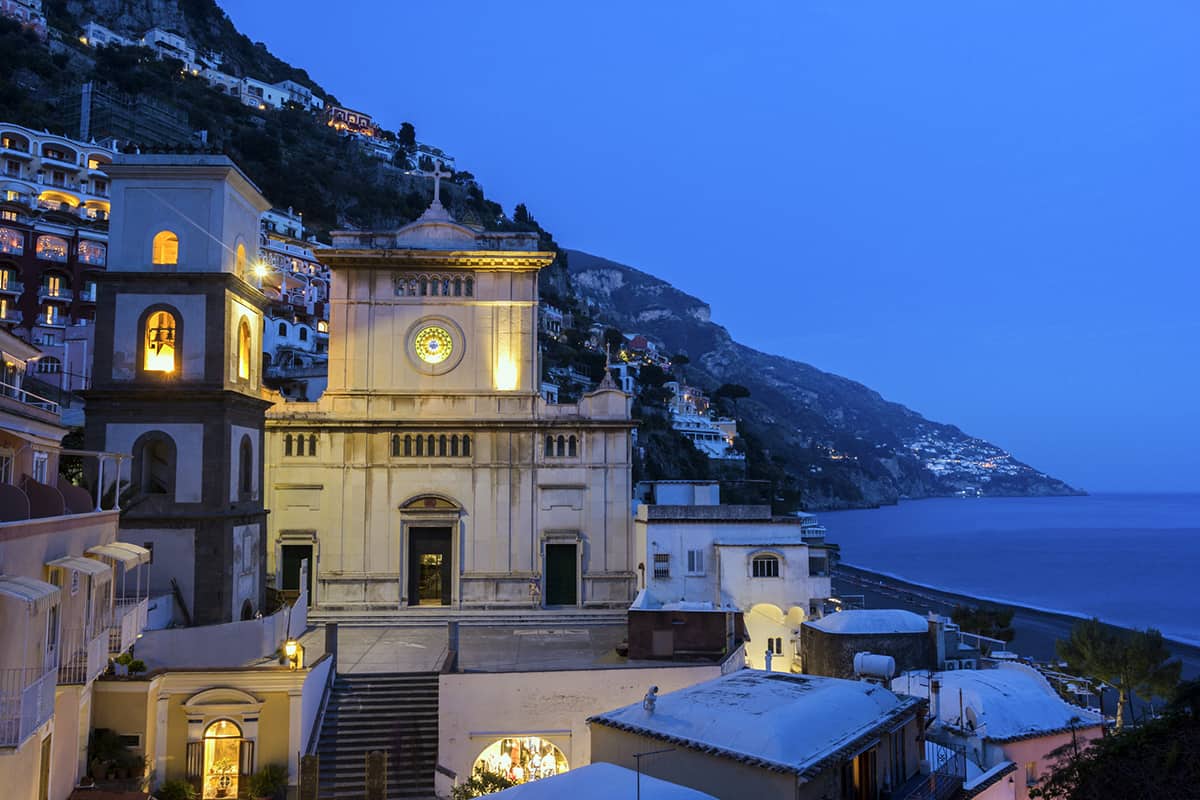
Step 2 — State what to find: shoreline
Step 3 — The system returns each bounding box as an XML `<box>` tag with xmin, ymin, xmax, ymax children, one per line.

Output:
<box><xmin>833</xmin><ymin>563</ymin><xmax>1200</xmax><ymax>680</ymax></box>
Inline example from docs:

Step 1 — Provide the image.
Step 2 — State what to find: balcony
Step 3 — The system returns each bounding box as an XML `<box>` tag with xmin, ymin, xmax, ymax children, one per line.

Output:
<box><xmin>0</xmin><ymin>280</ymin><xmax>22</xmax><ymax>295</ymax></box>
<box><xmin>0</xmin><ymin>310</ymin><xmax>22</xmax><ymax>324</ymax></box>
<box><xmin>39</xmin><ymin>153</ymin><xmax>81</xmax><ymax>171</ymax></box>
<box><xmin>0</xmin><ymin>145</ymin><xmax>32</xmax><ymax>160</ymax></box>
<box><xmin>37</xmin><ymin>286</ymin><xmax>73</xmax><ymax>302</ymax></box>
<box><xmin>78</xmin><ymin>288</ymin><xmax>97</xmax><ymax>302</ymax></box>
<box><xmin>0</xmin><ymin>664</ymin><xmax>57</xmax><ymax>748</ymax></box>
<box><xmin>58</xmin><ymin>627</ymin><xmax>109</xmax><ymax>685</ymax></box>
<box><xmin>109</xmin><ymin>596</ymin><xmax>149</xmax><ymax>655</ymax></box>
<box><xmin>0</xmin><ymin>379</ymin><xmax>59</xmax><ymax>414</ymax></box>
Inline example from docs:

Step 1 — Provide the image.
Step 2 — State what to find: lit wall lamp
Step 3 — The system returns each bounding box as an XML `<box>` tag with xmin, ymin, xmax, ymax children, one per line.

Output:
<box><xmin>283</xmin><ymin>639</ymin><xmax>304</xmax><ymax>670</ymax></box>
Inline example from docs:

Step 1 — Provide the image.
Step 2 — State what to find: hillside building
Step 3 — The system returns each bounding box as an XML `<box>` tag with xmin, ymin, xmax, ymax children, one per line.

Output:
<box><xmin>0</xmin><ymin>0</ymin><xmax>46</xmax><ymax>38</ymax></box>
<box><xmin>1</xmin><ymin>122</ymin><xmax>117</xmax><ymax>396</ymax></box>
<box><xmin>326</xmin><ymin>105</ymin><xmax>376</xmax><ymax>137</ymax></box>
<box><xmin>264</xmin><ymin>194</ymin><xmax>636</xmax><ymax>611</ymax></box>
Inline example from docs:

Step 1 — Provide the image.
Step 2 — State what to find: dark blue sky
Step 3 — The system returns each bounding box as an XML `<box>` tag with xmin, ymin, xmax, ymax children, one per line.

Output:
<box><xmin>221</xmin><ymin>1</ymin><xmax>1200</xmax><ymax>492</ymax></box>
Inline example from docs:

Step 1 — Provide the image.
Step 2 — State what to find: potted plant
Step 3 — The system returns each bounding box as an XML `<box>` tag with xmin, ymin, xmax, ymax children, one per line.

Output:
<box><xmin>155</xmin><ymin>779</ymin><xmax>198</xmax><ymax>800</ymax></box>
<box><xmin>246</xmin><ymin>764</ymin><xmax>288</xmax><ymax>800</ymax></box>
<box><xmin>211</xmin><ymin>756</ymin><xmax>237</xmax><ymax>798</ymax></box>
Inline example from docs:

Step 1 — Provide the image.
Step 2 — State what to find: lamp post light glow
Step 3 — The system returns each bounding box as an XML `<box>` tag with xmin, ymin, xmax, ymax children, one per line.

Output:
<box><xmin>283</xmin><ymin>639</ymin><xmax>303</xmax><ymax>670</ymax></box>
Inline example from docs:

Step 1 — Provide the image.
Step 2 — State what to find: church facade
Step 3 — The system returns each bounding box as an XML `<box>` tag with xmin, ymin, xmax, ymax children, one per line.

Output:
<box><xmin>264</xmin><ymin>200</ymin><xmax>636</xmax><ymax>610</ymax></box>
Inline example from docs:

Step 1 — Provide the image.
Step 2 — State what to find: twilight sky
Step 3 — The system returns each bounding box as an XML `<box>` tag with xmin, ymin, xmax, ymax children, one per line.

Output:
<box><xmin>220</xmin><ymin>1</ymin><xmax>1200</xmax><ymax>493</ymax></box>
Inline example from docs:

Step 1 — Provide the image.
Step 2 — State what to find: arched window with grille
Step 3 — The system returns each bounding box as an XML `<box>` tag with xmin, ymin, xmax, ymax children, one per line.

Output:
<box><xmin>556</xmin><ymin>435</ymin><xmax>566</xmax><ymax>457</ymax></box>
<box><xmin>36</xmin><ymin>356</ymin><xmax>61</xmax><ymax>374</ymax></box>
<box><xmin>141</xmin><ymin>306</ymin><xmax>180</xmax><ymax>375</ymax></box>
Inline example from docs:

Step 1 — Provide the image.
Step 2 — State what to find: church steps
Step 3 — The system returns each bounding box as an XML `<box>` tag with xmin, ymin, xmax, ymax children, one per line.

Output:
<box><xmin>314</xmin><ymin>672</ymin><xmax>440</xmax><ymax>799</ymax></box>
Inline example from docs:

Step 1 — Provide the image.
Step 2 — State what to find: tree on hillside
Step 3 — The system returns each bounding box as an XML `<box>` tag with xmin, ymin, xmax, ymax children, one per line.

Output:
<box><xmin>713</xmin><ymin>383</ymin><xmax>751</xmax><ymax>415</ymax></box>
<box><xmin>950</xmin><ymin>604</ymin><xmax>1015</xmax><ymax>648</ymax></box>
<box><xmin>513</xmin><ymin>203</ymin><xmax>532</xmax><ymax>224</ymax></box>
<box><xmin>1057</xmin><ymin>619</ymin><xmax>1182</xmax><ymax>729</ymax></box>
<box><xmin>603</xmin><ymin>328</ymin><xmax>626</xmax><ymax>357</ymax></box>
<box><xmin>398</xmin><ymin>121</ymin><xmax>416</xmax><ymax>149</ymax></box>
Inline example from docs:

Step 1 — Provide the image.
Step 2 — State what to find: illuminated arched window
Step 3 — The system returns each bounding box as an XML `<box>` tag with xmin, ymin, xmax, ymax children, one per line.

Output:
<box><xmin>237</xmin><ymin>319</ymin><xmax>251</xmax><ymax>380</ymax></box>
<box><xmin>143</xmin><ymin>310</ymin><xmax>178</xmax><ymax>373</ymax></box>
<box><xmin>152</xmin><ymin>231</ymin><xmax>178</xmax><ymax>265</ymax></box>
<box><xmin>472</xmin><ymin>736</ymin><xmax>568</xmax><ymax>786</ymax></box>
<box><xmin>202</xmin><ymin>719</ymin><xmax>245</xmax><ymax>800</ymax></box>
<box><xmin>235</xmin><ymin>243</ymin><xmax>247</xmax><ymax>277</ymax></box>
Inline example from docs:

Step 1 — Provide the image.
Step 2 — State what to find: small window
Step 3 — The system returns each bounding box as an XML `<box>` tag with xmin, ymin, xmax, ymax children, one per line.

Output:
<box><xmin>653</xmin><ymin>553</ymin><xmax>670</xmax><ymax>580</ymax></box>
<box><xmin>36</xmin><ymin>356</ymin><xmax>62</xmax><ymax>374</ymax></box>
<box><xmin>464</xmin><ymin>278</ymin><xmax>473</xmax><ymax>296</ymax></box>
<box><xmin>296</xmin><ymin>434</ymin><xmax>306</xmax><ymax>455</ymax></box>
<box><xmin>284</xmin><ymin>434</ymin><xmax>293</xmax><ymax>456</ymax></box>
<box><xmin>752</xmin><ymin>555</ymin><xmax>780</xmax><ymax>578</ymax></box>
<box><xmin>238</xmin><ymin>435</ymin><xmax>253</xmax><ymax>497</ymax></box>
<box><xmin>568</xmin><ymin>435</ymin><xmax>577</xmax><ymax>457</ymax></box>
<box><xmin>32</xmin><ymin>451</ymin><xmax>48</xmax><ymax>483</ymax></box>
<box><xmin>450</xmin><ymin>435</ymin><xmax>459</xmax><ymax>456</ymax></box>
<box><xmin>235</xmin><ymin>243</ymin><xmax>247</xmax><ymax>276</ymax></box>
<box><xmin>1026</xmin><ymin>762</ymin><xmax>1038</xmax><ymax>786</ymax></box>
<box><xmin>278</xmin><ymin>322</ymin><xmax>287</xmax><ymax>336</ymax></box>
<box><xmin>416</xmin><ymin>435</ymin><xmax>424</xmax><ymax>456</ymax></box>
<box><xmin>462</xmin><ymin>435</ymin><xmax>471</xmax><ymax>456</ymax></box>
<box><xmin>439</xmin><ymin>435</ymin><xmax>447</xmax><ymax>456</ymax></box>
<box><xmin>308</xmin><ymin>435</ymin><xmax>316</xmax><ymax>456</ymax></box>
<box><xmin>686</xmin><ymin>549</ymin><xmax>705</xmax><ymax>576</ymax></box>
<box><xmin>391</xmin><ymin>434</ymin><xmax>400</xmax><ymax>457</ymax></box>
<box><xmin>152</xmin><ymin>230</ymin><xmax>178</xmax><ymax>265</ymax></box>
<box><xmin>545</xmin><ymin>436</ymin><xmax>554</xmax><ymax>457</ymax></box>
<box><xmin>556</xmin><ymin>435</ymin><xmax>565</xmax><ymax>457</ymax></box>
<box><xmin>299</xmin><ymin>327</ymin><xmax>308</xmax><ymax>342</ymax></box>
<box><xmin>404</xmin><ymin>435</ymin><xmax>413</xmax><ymax>456</ymax></box>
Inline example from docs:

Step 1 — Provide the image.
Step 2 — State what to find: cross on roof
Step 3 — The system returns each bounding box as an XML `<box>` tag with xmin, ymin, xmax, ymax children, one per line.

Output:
<box><xmin>411</xmin><ymin>166</ymin><xmax>453</xmax><ymax>206</ymax></box>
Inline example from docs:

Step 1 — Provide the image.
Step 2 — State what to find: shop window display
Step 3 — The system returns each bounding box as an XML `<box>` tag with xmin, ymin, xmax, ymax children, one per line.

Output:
<box><xmin>473</xmin><ymin>736</ymin><xmax>568</xmax><ymax>785</ymax></box>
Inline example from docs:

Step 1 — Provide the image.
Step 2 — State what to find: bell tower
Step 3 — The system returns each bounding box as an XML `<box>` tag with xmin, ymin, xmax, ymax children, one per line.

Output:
<box><xmin>85</xmin><ymin>154</ymin><xmax>273</xmax><ymax>625</ymax></box>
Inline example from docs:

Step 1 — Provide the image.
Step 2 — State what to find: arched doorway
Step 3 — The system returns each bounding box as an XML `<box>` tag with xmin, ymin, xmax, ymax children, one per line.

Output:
<box><xmin>472</xmin><ymin>736</ymin><xmax>568</xmax><ymax>785</ymax></box>
<box><xmin>201</xmin><ymin>719</ymin><xmax>244</xmax><ymax>799</ymax></box>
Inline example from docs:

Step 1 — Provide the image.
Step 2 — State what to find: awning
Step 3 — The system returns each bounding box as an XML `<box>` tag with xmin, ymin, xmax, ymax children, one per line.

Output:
<box><xmin>47</xmin><ymin>555</ymin><xmax>111</xmax><ymax>578</ymax></box>
<box><xmin>86</xmin><ymin>542</ymin><xmax>151</xmax><ymax>567</ymax></box>
<box><xmin>0</xmin><ymin>575</ymin><xmax>60</xmax><ymax>614</ymax></box>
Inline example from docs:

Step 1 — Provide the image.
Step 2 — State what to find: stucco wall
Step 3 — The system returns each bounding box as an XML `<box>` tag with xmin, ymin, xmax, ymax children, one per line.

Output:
<box><xmin>800</xmin><ymin>626</ymin><xmax>935</xmax><ymax>679</ymax></box>
<box><xmin>436</xmin><ymin>663</ymin><xmax>722</xmax><ymax>795</ymax></box>
<box><xmin>0</xmin><ymin>728</ymin><xmax>48</xmax><ymax>800</ymax></box>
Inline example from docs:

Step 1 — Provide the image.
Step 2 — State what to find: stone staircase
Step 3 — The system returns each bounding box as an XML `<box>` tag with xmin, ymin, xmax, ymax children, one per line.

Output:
<box><xmin>316</xmin><ymin>672</ymin><xmax>440</xmax><ymax>799</ymax></box>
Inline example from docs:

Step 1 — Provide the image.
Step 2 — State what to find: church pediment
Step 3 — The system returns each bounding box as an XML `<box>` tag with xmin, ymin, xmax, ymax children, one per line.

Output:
<box><xmin>392</xmin><ymin>218</ymin><xmax>482</xmax><ymax>249</ymax></box>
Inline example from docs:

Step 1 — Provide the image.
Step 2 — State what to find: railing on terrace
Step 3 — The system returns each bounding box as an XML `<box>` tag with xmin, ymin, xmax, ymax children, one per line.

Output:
<box><xmin>894</xmin><ymin>744</ymin><xmax>966</xmax><ymax>800</ymax></box>
<box><xmin>0</xmin><ymin>664</ymin><xmax>58</xmax><ymax>748</ymax></box>
<box><xmin>0</xmin><ymin>379</ymin><xmax>60</xmax><ymax>414</ymax></box>
<box><xmin>58</xmin><ymin>627</ymin><xmax>109</xmax><ymax>685</ymax></box>
<box><xmin>955</xmin><ymin>629</ymin><xmax>1008</xmax><ymax>653</ymax></box>
<box><xmin>110</xmin><ymin>596</ymin><xmax>149</xmax><ymax>655</ymax></box>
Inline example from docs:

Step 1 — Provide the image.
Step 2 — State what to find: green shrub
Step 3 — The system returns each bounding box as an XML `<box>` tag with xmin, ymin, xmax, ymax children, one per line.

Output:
<box><xmin>155</xmin><ymin>780</ymin><xmax>198</xmax><ymax>800</ymax></box>
<box><xmin>246</xmin><ymin>763</ymin><xmax>289</xmax><ymax>799</ymax></box>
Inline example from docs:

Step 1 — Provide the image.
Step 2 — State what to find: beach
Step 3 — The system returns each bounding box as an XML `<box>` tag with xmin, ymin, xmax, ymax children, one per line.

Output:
<box><xmin>833</xmin><ymin>564</ymin><xmax>1200</xmax><ymax>682</ymax></box>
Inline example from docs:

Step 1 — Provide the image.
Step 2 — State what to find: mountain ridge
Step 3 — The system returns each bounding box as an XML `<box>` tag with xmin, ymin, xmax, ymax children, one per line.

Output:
<box><xmin>567</xmin><ymin>249</ymin><xmax>1081</xmax><ymax>509</ymax></box>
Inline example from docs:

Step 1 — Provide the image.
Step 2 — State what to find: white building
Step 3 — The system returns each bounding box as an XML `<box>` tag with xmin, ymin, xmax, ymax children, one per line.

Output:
<box><xmin>633</xmin><ymin>482</ymin><xmax>832</xmax><ymax>671</ymax></box>
<box><xmin>588</xmin><ymin>670</ymin><xmax>925</xmax><ymax>800</ymax></box>
<box><xmin>487</xmin><ymin>763</ymin><xmax>717</xmax><ymax>800</ymax></box>
<box><xmin>1</xmin><ymin>0</ymin><xmax>46</xmax><ymax>37</ymax></box>
<box><xmin>893</xmin><ymin>663</ymin><xmax>1105</xmax><ymax>800</ymax></box>
<box><xmin>665</xmin><ymin>381</ymin><xmax>743</xmax><ymax>461</ymax></box>
<box><xmin>412</xmin><ymin>142</ymin><xmax>455</xmax><ymax>171</ymax></box>
<box><xmin>142</xmin><ymin>27</ymin><xmax>198</xmax><ymax>70</ymax></box>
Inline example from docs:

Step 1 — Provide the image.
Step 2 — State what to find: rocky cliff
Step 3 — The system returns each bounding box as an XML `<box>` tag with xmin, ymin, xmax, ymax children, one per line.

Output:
<box><xmin>568</xmin><ymin>250</ymin><xmax>1081</xmax><ymax>508</ymax></box>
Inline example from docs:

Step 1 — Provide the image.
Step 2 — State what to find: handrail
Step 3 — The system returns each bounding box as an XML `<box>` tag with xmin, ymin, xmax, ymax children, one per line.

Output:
<box><xmin>0</xmin><ymin>380</ymin><xmax>60</xmax><ymax>413</ymax></box>
<box><xmin>303</xmin><ymin>653</ymin><xmax>336</xmax><ymax>757</ymax></box>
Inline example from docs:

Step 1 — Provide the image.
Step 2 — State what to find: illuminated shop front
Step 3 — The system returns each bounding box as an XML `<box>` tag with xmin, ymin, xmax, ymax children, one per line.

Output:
<box><xmin>473</xmin><ymin>736</ymin><xmax>568</xmax><ymax>785</ymax></box>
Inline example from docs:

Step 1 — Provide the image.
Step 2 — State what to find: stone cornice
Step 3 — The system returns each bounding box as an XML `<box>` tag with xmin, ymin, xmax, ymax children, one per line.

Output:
<box><xmin>321</xmin><ymin>249</ymin><xmax>556</xmax><ymax>271</ymax></box>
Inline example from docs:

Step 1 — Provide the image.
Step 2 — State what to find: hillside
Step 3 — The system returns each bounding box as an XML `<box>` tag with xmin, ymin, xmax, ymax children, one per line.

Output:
<box><xmin>567</xmin><ymin>250</ymin><xmax>1081</xmax><ymax>508</ymax></box>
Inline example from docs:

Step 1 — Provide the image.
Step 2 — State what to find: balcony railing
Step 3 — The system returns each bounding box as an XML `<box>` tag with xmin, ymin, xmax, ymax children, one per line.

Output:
<box><xmin>38</xmin><ymin>287</ymin><xmax>73</xmax><ymax>301</ymax></box>
<box><xmin>110</xmin><ymin>596</ymin><xmax>149</xmax><ymax>655</ymax></box>
<box><xmin>0</xmin><ymin>379</ymin><xmax>60</xmax><ymax>413</ymax></box>
<box><xmin>58</xmin><ymin>627</ymin><xmax>109</xmax><ymax>685</ymax></box>
<box><xmin>0</xmin><ymin>664</ymin><xmax>58</xmax><ymax>747</ymax></box>
<box><xmin>0</xmin><ymin>310</ymin><xmax>22</xmax><ymax>324</ymax></box>
<box><xmin>0</xmin><ymin>280</ymin><xmax>23</xmax><ymax>295</ymax></box>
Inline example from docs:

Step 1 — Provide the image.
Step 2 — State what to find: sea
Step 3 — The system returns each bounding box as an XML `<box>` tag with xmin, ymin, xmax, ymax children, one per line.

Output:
<box><xmin>822</xmin><ymin>493</ymin><xmax>1200</xmax><ymax>647</ymax></box>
